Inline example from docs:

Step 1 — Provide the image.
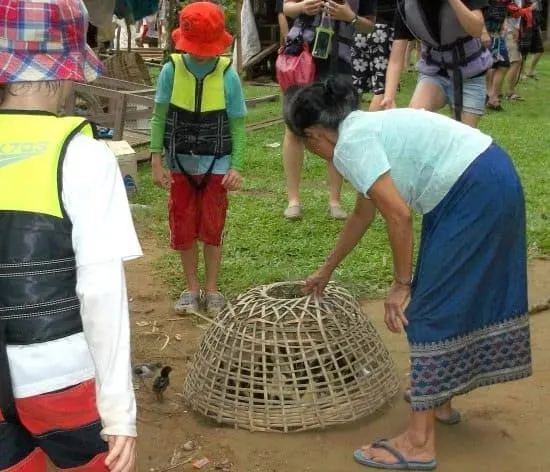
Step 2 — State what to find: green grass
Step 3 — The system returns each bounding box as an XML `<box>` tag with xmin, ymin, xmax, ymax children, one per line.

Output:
<box><xmin>132</xmin><ymin>55</ymin><xmax>550</xmax><ymax>300</ymax></box>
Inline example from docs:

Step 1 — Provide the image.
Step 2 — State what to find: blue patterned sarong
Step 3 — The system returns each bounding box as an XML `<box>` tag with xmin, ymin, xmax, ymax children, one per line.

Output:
<box><xmin>405</xmin><ymin>144</ymin><xmax>532</xmax><ymax>410</ymax></box>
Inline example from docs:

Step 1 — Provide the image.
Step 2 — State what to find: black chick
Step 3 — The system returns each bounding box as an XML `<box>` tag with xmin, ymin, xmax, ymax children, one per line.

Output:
<box><xmin>152</xmin><ymin>366</ymin><xmax>172</xmax><ymax>402</ymax></box>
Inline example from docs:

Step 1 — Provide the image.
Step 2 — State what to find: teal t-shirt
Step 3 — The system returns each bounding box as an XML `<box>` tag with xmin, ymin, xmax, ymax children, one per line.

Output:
<box><xmin>333</xmin><ymin>109</ymin><xmax>493</xmax><ymax>214</ymax></box>
<box><xmin>154</xmin><ymin>54</ymin><xmax>247</xmax><ymax>175</ymax></box>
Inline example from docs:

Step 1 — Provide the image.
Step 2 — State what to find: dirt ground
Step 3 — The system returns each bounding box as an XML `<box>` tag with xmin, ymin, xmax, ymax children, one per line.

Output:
<box><xmin>129</xmin><ymin>230</ymin><xmax>550</xmax><ymax>472</ymax></box>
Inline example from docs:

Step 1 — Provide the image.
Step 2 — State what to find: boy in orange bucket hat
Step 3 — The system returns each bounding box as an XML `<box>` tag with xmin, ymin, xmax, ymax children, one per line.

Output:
<box><xmin>150</xmin><ymin>2</ymin><xmax>247</xmax><ymax>317</ymax></box>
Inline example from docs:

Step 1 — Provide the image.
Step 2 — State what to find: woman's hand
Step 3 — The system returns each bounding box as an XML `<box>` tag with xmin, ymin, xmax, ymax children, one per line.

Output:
<box><xmin>304</xmin><ymin>265</ymin><xmax>333</xmax><ymax>296</ymax></box>
<box><xmin>301</xmin><ymin>0</ymin><xmax>324</xmax><ymax>16</ymax></box>
<box><xmin>380</xmin><ymin>95</ymin><xmax>397</xmax><ymax>110</ymax></box>
<box><xmin>384</xmin><ymin>282</ymin><xmax>411</xmax><ymax>333</ymax></box>
<box><xmin>326</xmin><ymin>0</ymin><xmax>355</xmax><ymax>22</ymax></box>
<box><xmin>105</xmin><ymin>436</ymin><xmax>137</xmax><ymax>472</ymax></box>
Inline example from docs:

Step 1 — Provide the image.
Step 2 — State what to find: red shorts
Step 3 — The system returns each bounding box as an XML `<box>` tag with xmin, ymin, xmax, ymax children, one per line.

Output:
<box><xmin>169</xmin><ymin>173</ymin><xmax>228</xmax><ymax>251</ymax></box>
<box><xmin>0</xmin><ymin>380</ymin><xmax>109</xmax><ymax>471</ymax></box>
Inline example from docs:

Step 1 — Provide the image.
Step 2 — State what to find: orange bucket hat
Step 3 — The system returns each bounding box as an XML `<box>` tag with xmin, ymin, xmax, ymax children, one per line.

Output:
<box><xmin>172</xmin><ymin>2</ymin><xmax>233</xmax><ymax>56</ymax></box>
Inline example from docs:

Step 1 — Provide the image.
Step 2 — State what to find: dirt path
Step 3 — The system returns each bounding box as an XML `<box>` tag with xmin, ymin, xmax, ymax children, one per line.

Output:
<box><xmin>128</xmin><ymin>231</ymin><xmax>550</xmax><ymax>472</ymax></box>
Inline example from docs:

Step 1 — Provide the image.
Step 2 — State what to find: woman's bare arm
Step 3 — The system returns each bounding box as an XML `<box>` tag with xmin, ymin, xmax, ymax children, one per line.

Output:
<box><xmin>367</xmin><ymin>173</ymin><xmax>413</xmax><ymax>284</ymax></box>
<box><xmin>324</xmin><ymin>193</ymin><xmax>377</xmax><ymax>272</ymax></box>
<box><xmin>383</xmin><ymin>39</ymin><xmax>408</xmax><ymax>105</ymax></box>
<box><xmin>448</xmin><ymin>0</ymin><xmax>485</xmax><ymax>37</ymax></box>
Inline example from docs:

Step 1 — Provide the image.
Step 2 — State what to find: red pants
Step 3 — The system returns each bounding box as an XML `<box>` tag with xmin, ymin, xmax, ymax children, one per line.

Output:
<box><xmin>168</xmin><ymin>173</ymin><xmax>228</xmax><ymax>251</ymax></box>
<box><xmin>0</xmin><ymin>380</ymin><xmax>109</xmax><ymax>471</ymax></box>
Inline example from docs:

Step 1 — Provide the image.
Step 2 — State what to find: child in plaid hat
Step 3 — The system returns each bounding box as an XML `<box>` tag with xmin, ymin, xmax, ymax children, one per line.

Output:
<box><xmin>0</xmin><ymin>1</ymin><xmax>139</xmax><ymax>471</ymax></box>
<box><xmin>151</xmin><ymin>1</ymin><xmax>247</xmax><ymax>316</ymax></box>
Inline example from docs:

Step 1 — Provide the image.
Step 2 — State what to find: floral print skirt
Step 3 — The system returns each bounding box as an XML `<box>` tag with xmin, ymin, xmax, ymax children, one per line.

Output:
<box><xmin>351</xmin><ymin>23</ymin><xmax>394</xmax><ymax>95</ymax></box>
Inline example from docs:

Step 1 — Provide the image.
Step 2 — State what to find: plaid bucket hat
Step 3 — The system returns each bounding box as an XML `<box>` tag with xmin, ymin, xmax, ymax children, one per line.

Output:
<box><xmin>0</xmin><ymin>0</ymin><xmax>104</xmax><ymax>84</ymax></box>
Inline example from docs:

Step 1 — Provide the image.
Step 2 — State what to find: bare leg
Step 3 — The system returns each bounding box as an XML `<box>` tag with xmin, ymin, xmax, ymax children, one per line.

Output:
<box><xmin>528</xmin><ymin>52</ymin><xmax>543</xmax><ymax>76</ymax></box>
<box><xmin>460</xmin><ymin>111</ymin><xmax>482</xmax><ymax>128</ymax></box>
<box><xmin>204</xmin><ymin>243</ymin><xmax>222</xmax><ymax>294</ymax></box>
<box><xmin>489</xmin><ymin>67</ymin><xmax>508</xmax><ymax>104</ymax></box>
<box><xmin>486</xmin><ymin>68</ymin><xmax>495</xmax><ymax>98</ymax></box>
<box><xmin>282</xmin><ymin>125</ymin><xmax>304</xmax><ymax>207</ymax></box>
<box><xmin>327</xmin><ymin>162</ymin><xmax>344</xmax><ymax>208</ymax></box>
<box><xmin>403</xmin><ymin>41</ymin><xmax>412</xmax><ymax>69</ymax></box>
<box><xmin>505</xmin><ymin>61</ymin><xmax>522</xmax><ymax>96</ymax></box>
<box><xmin>409</xmin><ymin>80</ymin><xmax>447</xmax><ymax>111</ymax></box>
<box><xmin>283</xmin><ymin>124</ymin><xmax>344</xmax><ymax>216</ymax></box>
<box><xmin>360</xmin><ymin>410</ymin><xmax>436</xmax><ymax>465</ymax></box>
<box><xmin>180</xmin><ymin>242</ymin><xmax>200</xmax><ymax>293</ymax></box>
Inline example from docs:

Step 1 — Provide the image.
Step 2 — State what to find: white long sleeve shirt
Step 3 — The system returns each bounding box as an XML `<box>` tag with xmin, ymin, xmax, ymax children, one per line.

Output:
<box><xmin>6</xmin><ymin>133</ymin><xmax>142</xmax><ymax>439</ymax></box>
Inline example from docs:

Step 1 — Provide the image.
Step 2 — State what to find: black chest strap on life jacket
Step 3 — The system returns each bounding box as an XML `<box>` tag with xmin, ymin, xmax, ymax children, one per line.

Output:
<box><xmin>172</xmin><ymin>150</ymin><xmax>221</xmax><ymax>191</ymax></box>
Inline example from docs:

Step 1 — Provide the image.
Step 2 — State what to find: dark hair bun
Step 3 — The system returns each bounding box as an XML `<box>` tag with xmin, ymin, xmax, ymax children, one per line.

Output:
<box><xmin>323</xmin><ymin>75</ymin><xmax>359</xmax><ymax>109</ymax></box>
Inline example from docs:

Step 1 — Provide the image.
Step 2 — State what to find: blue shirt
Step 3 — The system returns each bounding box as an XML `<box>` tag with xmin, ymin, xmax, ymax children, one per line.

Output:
<box><xmin>155</xmin><ymin>54</ymin><xmax>247</xmax><ymax>175</ymax></box>
<box><xmin>333</xmin><ymin>109</ymin><xmax>493</xmax><ymax>214</ymax></box>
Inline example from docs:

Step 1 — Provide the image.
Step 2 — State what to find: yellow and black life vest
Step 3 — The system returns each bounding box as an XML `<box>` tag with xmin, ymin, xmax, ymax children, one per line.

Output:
<box><xmin>163</xmin><ymin>54</ymin><xmax>233</xmax><ymax>190</ymax></box>
<box><xmin>0</xmin><ymin>111</ymin><xmax>92</xmax><ymax>423</ymax></box>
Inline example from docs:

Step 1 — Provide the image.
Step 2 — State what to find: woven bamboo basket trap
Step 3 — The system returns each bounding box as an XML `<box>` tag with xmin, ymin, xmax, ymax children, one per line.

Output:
<box><xmin>182</xmin><ymin>281</ymin><xmax>401</xmax><ymax>432</ymax></box>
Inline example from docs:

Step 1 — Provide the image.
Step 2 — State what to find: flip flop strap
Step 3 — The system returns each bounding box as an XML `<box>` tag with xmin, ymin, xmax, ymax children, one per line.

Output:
<box><xmin>370</xmin><ymin>440</ymin><xmax>408</xmax><ymax>466</ymax></box>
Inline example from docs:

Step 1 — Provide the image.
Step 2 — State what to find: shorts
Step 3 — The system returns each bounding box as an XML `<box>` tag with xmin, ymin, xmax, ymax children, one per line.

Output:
<box><xmin>0</xmin><ymin>379</ymin><xmax>109</xmax><ymax>471</ymax></box>
<box><xmin>490</xmin><ymin>35</ymin><xmax>510</xmax><ymax>68</ymax></box>
<box><xmin>505</xmin><ymin>31</ymin><xmax>522</xmax><ymax>63</ymax></box>
<box><xmin>169</xmin><ymin>172</ymin><xmax>228</xmax><ymax>251</ymax></box>
<box><xmin>519</xmin><ymin>27</ymin><xmax>544</xmax><ymax>55</ymax></box>
<box><xmin>352</xmin><ymin>24</ymin><xmax>394</xmax><ymax>95</ymax></box>
<box><xmin>417</xmin><ymin>73</ymin><xmax>487</xmax><ymax>116</ymax></box>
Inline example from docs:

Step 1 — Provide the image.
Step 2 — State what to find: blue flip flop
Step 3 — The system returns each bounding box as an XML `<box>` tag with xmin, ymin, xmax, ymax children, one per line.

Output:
<box><xmin>353</xmin><ymin>440</ymin><xmax>437</xmax><ymax>470</ymax></box>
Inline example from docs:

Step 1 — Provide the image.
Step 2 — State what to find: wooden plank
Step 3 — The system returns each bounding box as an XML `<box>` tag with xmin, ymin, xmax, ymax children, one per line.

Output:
<box><xmin>246</xmin><ymin>81</ymin><xmax>280</xmax><ymax>88</ymax></box>
<box><xmin>86</xmin><ymin>109</ymin><xmax>152</xmax><ymax>126</ymax></box>
<box><xmin>123</xmin><ymin>95</ymin><xmax>155</xmax><ymax>107</ymax></box>
<box><xmin>123</xmin><ymin>130</ymin><xmax>151</xmax><ymax>148</ymax></box>
<box><xmin>74</xmin><ymin>83</ymin><xmax>126</xmax><ymax>100</ymax></box>
<box><xmin>94</xmin><ymin>76</ymin><xmax>148</xmax><ymax>91</ymax></box>
<box><xmin>243</xmin><ymin>43</ymin><xmax>278</xmax><ymax>70</ymax></box>
<box><xmin>246</xmin><ymin>117</ymin><xmax>283</xmax><ymax>132</ymax></box>
<box><xmin>119</xmin><ymin>88</ymin><xmax>157</xmax><ymax>95</ymax></box>
<box><xmin>245</xmin><ymin>94</ymin><xmax>280</xmax><ymax>108</ymax></box>
<box><xmin>113</xmin><ymin>94</ymin><xmax>128</xmax><ymax>141</ymax></box>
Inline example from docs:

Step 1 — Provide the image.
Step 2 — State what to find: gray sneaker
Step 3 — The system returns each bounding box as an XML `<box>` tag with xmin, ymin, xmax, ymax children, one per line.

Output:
<box><xmin>284</xmin><ymin>205</ymin><xmax>303</xmax><ymax>220</ymax></box>
<box><xmin>174</xmin><ymin>290</ymin><xmax>200</xmax><ymax>315</ymax></box>
<box><xmin>205</xmin><ymin>292</ymin><xmax>225</xmax><ymax>316</ymax></box>
<box><xmin>328</xmin><ymin>205</ymin><xmax>348</xmax><ymax>220</ymax></box>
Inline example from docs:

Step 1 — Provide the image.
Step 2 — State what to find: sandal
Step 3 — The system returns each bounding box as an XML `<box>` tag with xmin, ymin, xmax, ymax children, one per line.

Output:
<box><xmin>506</xmin><ymin>93</ymin><xmax>524</xmax><ymax>101</ymax></box>
<box><xmin>403</xmin><ymin>391</ymin><xmax>462</xmax><ymax>425</ymax></box>
<box><xmin>353</xmin><ymin>440</ymin><xmax>437</xmax><ymax>470</ymax></box>
<box><xmin>486</xmin><ymin>102</ymin><xmax>504</xmax><ymax>111</ymax></box>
